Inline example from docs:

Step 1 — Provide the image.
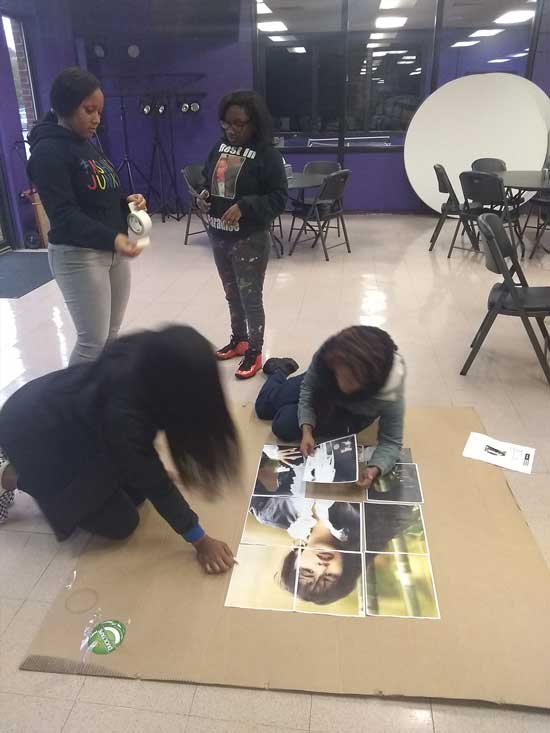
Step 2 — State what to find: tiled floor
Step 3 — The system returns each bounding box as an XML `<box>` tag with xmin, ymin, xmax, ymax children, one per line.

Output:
<box><xmin>2</xmin><ymin>213</ymin><xmax>550</xmax><ymax>731</ymax></box>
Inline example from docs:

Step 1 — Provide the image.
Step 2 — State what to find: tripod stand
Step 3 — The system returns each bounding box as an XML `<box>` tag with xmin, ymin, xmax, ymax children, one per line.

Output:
<box><xmin>115</xmin><ymin>95</ymin><xmax>160</xmax><ymax>200</ymax></box>
<box><xmin>146</xmin><ymin>113</ymin><xmax>184</xmax><ymax>222</ymax></box>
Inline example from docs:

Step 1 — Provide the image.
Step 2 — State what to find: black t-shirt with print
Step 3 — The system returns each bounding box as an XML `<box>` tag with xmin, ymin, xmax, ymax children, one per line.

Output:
<box><xmin>27</xmin><ymin>119</ymin><xmax>129</xmax><ymax>251</ymax></box>
<box><xmin>201</xmin><ymin>139</ymin><xmax>288</xmax><ymax>240</ymax></box>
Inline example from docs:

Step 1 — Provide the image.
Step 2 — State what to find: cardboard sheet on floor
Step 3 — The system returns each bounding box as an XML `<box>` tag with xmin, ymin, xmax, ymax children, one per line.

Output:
<box><xmin>21</xmin><ymin>406</ymin><xmax>550</xmax><ymax>709</ymax></box>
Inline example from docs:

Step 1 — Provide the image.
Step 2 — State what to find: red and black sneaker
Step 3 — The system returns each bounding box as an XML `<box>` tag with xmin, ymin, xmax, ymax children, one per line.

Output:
<box><xmin>215</xmin><ymin>336</ymin><xmax>249</xmax><ymax>361</ymax></box>
<box><xmin>235</xmin><ymin>350</ymin><xmax>262</xmax><ymax>380</ymax></box>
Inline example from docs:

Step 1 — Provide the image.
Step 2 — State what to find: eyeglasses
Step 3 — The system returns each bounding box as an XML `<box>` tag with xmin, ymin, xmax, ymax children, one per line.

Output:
<box><xmin>220</xmin><ymin>119</ymin><xmax>251</xmax><ymax>132</ymax></box>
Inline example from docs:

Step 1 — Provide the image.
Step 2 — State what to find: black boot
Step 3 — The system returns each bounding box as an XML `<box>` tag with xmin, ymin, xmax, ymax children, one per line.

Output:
<box><xmin>263</xmin><ymin>357</ymin><xmax>299</xmax><ymax>377</ymax></box>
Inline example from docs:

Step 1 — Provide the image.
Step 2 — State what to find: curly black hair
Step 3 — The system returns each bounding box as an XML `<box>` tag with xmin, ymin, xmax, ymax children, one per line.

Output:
<box><xmin>218</xmin><ymin>90</ymin><xmax>274</xmax><ymax>146</ymax></box>
<box><xmin>50</xmin><ymin>67</ymin><xmax>101</xmax><ymax>118</ymax></box>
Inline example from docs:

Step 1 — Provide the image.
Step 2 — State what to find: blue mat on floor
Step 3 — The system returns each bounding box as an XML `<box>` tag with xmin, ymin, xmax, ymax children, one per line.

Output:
<box><xmin>0</xmin><ymin>251</ymin><xmax>53</xmax><ymax>298</ymax></box>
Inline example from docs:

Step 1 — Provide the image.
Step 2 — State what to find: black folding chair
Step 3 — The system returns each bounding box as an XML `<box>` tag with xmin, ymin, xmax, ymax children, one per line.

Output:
<box><xmin>181</xmin><ymin>164</ymin><xmax>208</xmax><ymax>245</ymax></box>
<box><xmin>288</xmin><ymin>160</ymin><xmax>342</xmax><ymax>242</ymax></box>
<box><xmin>521</xmin><ymin>193</ymin><xmax>550</xmax><ymax>260</ymax></box>
<box><xmin>471</xmin><ymin>158</ymin><xmax>506</xmax><ymax>174</ymax></box>
<box><xmin>288</xmin><ymin>169</ymin><xmax>351</xmax><ymax>262</ymax></box>
<box><xmin>429</xmin><ymin>164</ymin><xmax>481</xmax><ymax>256</ymax></box>
<box><xmin>459</xmin><ymin>171</ymin><xmax>525</xmax><ymax>258</ymax></box>
<box><xmin>460</xmin><ymin>213</ymin><xmax>550</xmax><ymax>386</ymax></box>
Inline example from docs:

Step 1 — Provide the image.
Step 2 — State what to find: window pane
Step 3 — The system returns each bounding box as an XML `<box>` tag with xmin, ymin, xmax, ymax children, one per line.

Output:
<box><xmin>347</xmin><ymin>0</ymin><xmax>437</xmax><ymax>145</ymax></box>
<box><xmin>2</xmin><ymin>16</ymin><xmax>37</xmax><ymax>152</ymax></box>
<box><xmin>438</xmin><ymin>1</ymin><xmax>535</xmax><ymax>85</ymax></box>
<box><xmin>260</xmin><ymin>0</ymin><xmax>343</xmax><ymax>148</ymax></box>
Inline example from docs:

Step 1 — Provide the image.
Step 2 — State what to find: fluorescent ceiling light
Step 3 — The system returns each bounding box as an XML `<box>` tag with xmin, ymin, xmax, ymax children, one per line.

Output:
<box><xmin>287</xmin><ymin>46</ymin><xmax>306</xmax><ymax>54</ymax></box>
<box><xmin>451</xmin><ymin>41</ymin><xmax>479</xmax><ymax>47</ymax></box>
<box><xmin>258</xmin><ymin>20</ymin><xmax>287</xmax><ymax>32</ymax></box>
<box><xmin>372</xmin><ymin>50</ymin><xmax>389</xmax><ymax>57</ymax></box>
<box><xmin>494</xmin><ymin>10</ymin><xmax>535</xmax><ymax>24</ymax></box>
<box><xmin>510</xmin><ymin>52</ymin><xmax>528</xmax><ymax>57</ymax></box>
<box><xmin>377</xmin><ymin>80</ymin><xmax>385</xmax><ymax>84</ymax></box>
<box><xmin>488</xmin><ymin>58</ymin><xmax>510</xmax><ymax>63</ymax></box>
<box><xmin>379</xmin><ymin>0</ymin><xmax>417</xmax><ymax>8</ymax></box>
<box><xmin>410</xmin><ymin>71</ymin><xmax>421</xmax><ymax>76</ymax></box>
<box><xmin>256</xmin><ymin>2</ymin><xmax>272</xmax><ymax>14</ymax></box>
<box><xmin>469</xmin><ymin>29</ymin><xmax>504</xmax><ymax>37</ymax></box>
<box><xmin>402</xmin><ymin>55</ymin><xmax>416</xmax><ymax>60</ymax></box>
<box><xmin>375</xmin><ymin>16</ymin><xmax>407</xmax><ymax>29</ymax></box>
<box><xmin>397</xmin><ymin>60</ymin><xmax>414</xmax><ymax>64</ymax></box>
<box><xmin>268</xmin><ymin>35</ymin><xmax>296</xmax><ymax>42</ymax></box>
<box><xmin>370</xmin><ymin>32</ymin><xmax>397</xmax><ymax>39</ymax></box>
<box><xmin>367</xmin><ymin>42</ymin><xmax>383</xmax><ymax>48</ymax></box>
<box><xmin>387</xmin><ymin>49</ymin><xmax>407</xmax><ymax>54</ymax></box>
<box><xmin>415</xmin><ymin>67</ymin><xmax>422</xmax><ymax>71</ymax></box>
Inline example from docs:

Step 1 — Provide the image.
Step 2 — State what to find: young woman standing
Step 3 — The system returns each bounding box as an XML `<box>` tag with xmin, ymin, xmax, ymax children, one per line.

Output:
<box><xmin>27</xmin><ymin>67</ymin><xmax>147</xmax><ymax>365</ymax></box>
<box><xmin>198</xmin><ymin>90</ymin><xmax>288</xmax><ymax>379</ymax></box>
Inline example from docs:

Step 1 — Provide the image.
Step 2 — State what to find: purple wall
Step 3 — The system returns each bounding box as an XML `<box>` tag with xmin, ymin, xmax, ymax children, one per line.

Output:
<box><xmin>87</xmin><ymin>0</ymin><xmax>254</xmax><ymax>208</ymax></box>
<box><xmin>0</xmin><ymin>0</ymin><xmax>76</xmax><ymax>245</ymax></box>
<box><xmin>343</xmin><ymin>152</ymin><xmax>423</xmax><ymax>213</ymax></box>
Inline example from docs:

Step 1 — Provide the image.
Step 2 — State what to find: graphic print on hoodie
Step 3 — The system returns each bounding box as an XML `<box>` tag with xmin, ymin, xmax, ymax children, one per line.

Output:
<box><xmin>202</xmin><ymin>140</ymin><xmax>287</xmax><ymax>239</ymax></box>
<box><xmin>27</xmin><ymin>118</ymin><xmax>129</xmax><ymax>251</ymax></box>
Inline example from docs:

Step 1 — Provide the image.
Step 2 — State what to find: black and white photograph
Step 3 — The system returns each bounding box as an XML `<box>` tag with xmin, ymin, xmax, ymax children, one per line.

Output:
<box><xmin>364</xmin><ymin>503</ymin><xmax>427</xmax><ymax>555</ymax></box>
<box><xmin>253</xmin><ymin>445</ymin><xmax>306</xmax><ymax>497</ymax></box>
<box><xmin>304</xmin><ymin>435</ymin><xmax>358</xmax><ymax>484</ymax></box>
<box><xmin>367</xmin><ymin>463</ymin><xmax>423</xmax><ymax>504</ymax></box>
<box><xmin>242</xmin><ymin>497</ymin><xmax>362</xmax><ymax>553</ymax></box>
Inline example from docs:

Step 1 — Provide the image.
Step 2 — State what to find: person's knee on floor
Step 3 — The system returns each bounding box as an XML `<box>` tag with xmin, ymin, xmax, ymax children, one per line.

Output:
<box><xmin>255</xmin><ymin>358</ymin><xmax>300</xmax><ymax>420</ymax></box>
<box><xmin>272</xmin><ymin>405</ymin><xmax>302</xmax><ymax>443</ymax></box>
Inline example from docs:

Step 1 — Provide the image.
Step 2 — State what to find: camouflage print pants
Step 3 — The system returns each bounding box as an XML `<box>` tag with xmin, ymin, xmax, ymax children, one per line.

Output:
<box><xmin>211</xmin><ymin>231</ymin><xmax>270</xmax><ymax>352</ymax></box>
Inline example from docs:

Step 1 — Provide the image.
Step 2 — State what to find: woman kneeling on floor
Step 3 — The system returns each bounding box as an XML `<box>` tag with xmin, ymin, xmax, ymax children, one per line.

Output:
<box><xmin>255</xmin><ymin>325</ymin><xmax>406</xmax><ymax>489</ymax></box>
<box><xmin>0</xmin><ymin>326</ymin><xmax>239</xmax><ymax>574</ymax></box>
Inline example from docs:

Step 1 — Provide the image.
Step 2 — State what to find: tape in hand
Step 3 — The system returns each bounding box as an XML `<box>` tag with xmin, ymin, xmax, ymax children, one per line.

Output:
<box><xmin>127</xmin><ymin>202</ymin><xmax>152</xmax><ymax>249</ymax></box>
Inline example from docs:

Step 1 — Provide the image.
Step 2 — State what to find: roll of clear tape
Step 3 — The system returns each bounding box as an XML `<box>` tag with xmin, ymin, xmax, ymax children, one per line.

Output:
<box><xmin>127</xmin><ymin>202</ymin><xmax>152</xmax><ymax>249</ymax></box>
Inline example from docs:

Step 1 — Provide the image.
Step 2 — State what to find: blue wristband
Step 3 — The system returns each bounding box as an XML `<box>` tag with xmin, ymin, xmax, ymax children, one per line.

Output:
<box><xmin>184</xmin><ymin>524</ymin><xmax>205</xmax><ymax>544</ymax></box>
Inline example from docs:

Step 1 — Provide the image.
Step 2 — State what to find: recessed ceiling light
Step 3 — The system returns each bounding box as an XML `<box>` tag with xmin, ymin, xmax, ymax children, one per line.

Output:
<box><xmin>372</xmin><ymin>50</ymin><xmax>389</xmax><ymax>57</ymax></box>
<box><xmin>372</xmin><ymin>77</ymin><xmax>381</xmax><ymax>81</ymax></box>
<box><xmin>494</xmin><ymin>10</ymin><xmax>535</xmax><ymax>24</ymax></box>
<box><xmin>397</xmin><ymin>60</ymin><xmax>414</xmax><ymax>64</ymax></box>
<box><xmin>415</xmin><ymin>67</ymin><xmax>421</xmax><ymax>71</ymax></box>
<box><xmin>469</xmin><ymin>29</ymin><xmax>504</xmax><ymax>37</ymax></box>
<box><xmin>256</xmin><ymin>2</ymin><xmax>272</xmax><ymax>14</ymax></box>
<box><xmin>402</xmin><ymin>55</ymin><xmax>416</xmax><ymax>60</ymax></box>
<box><xmin>367</xmin><ymin>42</ymin><xmax>383</xmax><ymax>48</ymax></box>
<box><xmin>510</xmin><ymin>52</ymin><xmax>528</xmax><ymax>57</ymax></box>
<box><xmin>258</xmin><ymin>20</ymin><xmax>288</xmax><ymax>32</ymax></box>
<box><xmin>379</xmin><ymin>0</ymin><xmax>417</xmax><ymax>8</ymax></box>
<box><xmin>287</xmin><ymin>46</ymin><xmax>306</xmax><ymax>54</ymax></box>
<box><xmin>268</xmin><ymin>35</ymin><xmax>296</xmax><ymax>42</ymax></box>
<box><xmin>387</xmin><ymin>49</ymin><xmax>407</xmax><ymax>54</ymax></box>
<box><xmin>410</xmin><ymin>70</ymin><xmax>421</xmax><ymax>76</ymax></box>
<box><xmin>375</xmin><ymin>16</ymin><xmax>407</xmax><ymax>29</ymax></box>
<box><xmin>488</xmin><ymin>58</ymin><xmax>511</xmax><ymax>63</ymax></box>
<box><xmin>370</xmin><ymin>32</ymin><xmax>397</xmax><ymax>39</ymax></box>
<box><xmin>451</xmin><ymin>41</ymin><xmax>479</xmax><ymax>47</ymax></box>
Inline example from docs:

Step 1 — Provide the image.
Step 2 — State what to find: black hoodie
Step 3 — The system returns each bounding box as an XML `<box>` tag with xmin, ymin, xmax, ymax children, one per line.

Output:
<box><xmin>201</xmin><ymin>138</ymin><xmax>287</xmax><ymax>240</ymax></box>
<box><xmin>27</xmin><ymin>117</ymin><xmax>129</xmax><ymax>251</ymax></box>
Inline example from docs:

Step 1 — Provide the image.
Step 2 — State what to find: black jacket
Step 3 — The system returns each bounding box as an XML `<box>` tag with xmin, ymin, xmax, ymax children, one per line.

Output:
<box><xmin>27</xmin><ymin>117</ymin><xmax>129</xmax><ymax>251</ymax></box>
<box><xmin>0</xmin><ymin>353</ymin><xmax>201</xmax><ymax>542</ymax></box>
<box><xmin>202</xmin><ymin>138</ymin><xmax>287</xmax><ymax>240</ymax></box>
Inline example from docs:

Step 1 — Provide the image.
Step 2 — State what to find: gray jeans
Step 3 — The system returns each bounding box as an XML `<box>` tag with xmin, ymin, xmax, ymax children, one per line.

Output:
<box><xmin>48</xmin><ymin>244</ymin><xmax>131</xmax><ymax>365</ymax></box>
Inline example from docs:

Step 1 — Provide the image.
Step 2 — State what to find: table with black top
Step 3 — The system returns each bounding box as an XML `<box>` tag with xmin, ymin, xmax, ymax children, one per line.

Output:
<box><xmin>501</xmin><ymin>171</ymin><xmax>550</xmax><ymax>254</ymax></box>
<box><xmin>272</xmin><ymin>172</ymin><xmax>326</xmax><ymax>256</ymax></box>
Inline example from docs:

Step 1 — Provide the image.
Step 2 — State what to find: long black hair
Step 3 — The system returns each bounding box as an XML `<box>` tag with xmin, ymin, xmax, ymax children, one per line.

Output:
<box><xmin>218</xmin><ymin>90</ymin><xmax>273</xmax><ymax>146</ymax></box>
<box><xmin>95</xmin><ymin>325</ymin><xmax>240</xmax><ymax>497</ymax></box>
<box><xmin>49</xmin><ymin>67</ymin><xmax>101</xmax><ymax>119</ymax></box>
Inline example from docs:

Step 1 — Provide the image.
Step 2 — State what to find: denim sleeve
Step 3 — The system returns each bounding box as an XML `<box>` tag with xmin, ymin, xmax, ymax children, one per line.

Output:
<box><xmin>368</xmin><ymin>397</ymin><xmax>405</xmax><ymax>476</ymax></box>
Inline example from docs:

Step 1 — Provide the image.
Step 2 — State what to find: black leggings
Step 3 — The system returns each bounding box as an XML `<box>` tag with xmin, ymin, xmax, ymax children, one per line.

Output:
<box><xmin>78</xmin><ymin>486</ymin><xmax>144</xmax><ymax>540</ymax></box>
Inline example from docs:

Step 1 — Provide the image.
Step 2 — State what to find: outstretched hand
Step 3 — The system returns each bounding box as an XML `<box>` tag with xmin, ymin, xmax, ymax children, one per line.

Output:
<box><xmin>193</xmin><ymin>534</ymin><xmax>236</xmax><ymax>574</ymax></box>
<box><xmin>357</xmin><ymin>466</ymin><xmax>381</xmax><ymax>490</ymax></box>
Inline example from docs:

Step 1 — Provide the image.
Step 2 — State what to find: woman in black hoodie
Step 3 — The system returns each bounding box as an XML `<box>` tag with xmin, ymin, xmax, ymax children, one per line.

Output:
<box><xmin>27</xmin><ymin>67</ymin><xmax>147</xmax><ymax>365</ymax></box>
<box><xmin>0</xmin><ymin>326</ymin><xmax>240</xmax><ymax>574</ymax></box>
<box><xmin>197</xmin><ymin>90</ymin><xmax>288</xmax><ymax>380</ymax></box>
